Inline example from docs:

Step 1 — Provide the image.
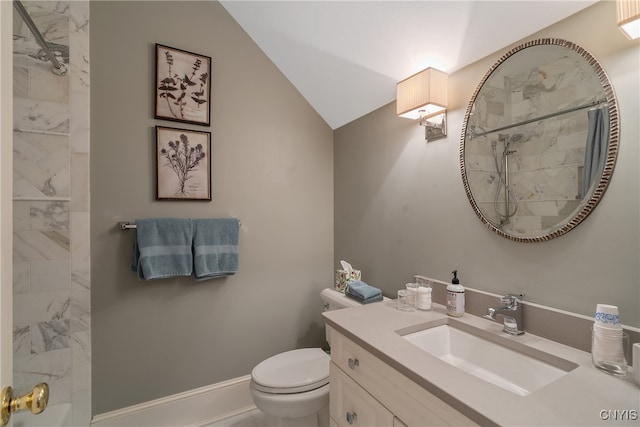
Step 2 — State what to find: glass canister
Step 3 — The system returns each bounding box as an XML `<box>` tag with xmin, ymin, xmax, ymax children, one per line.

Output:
<box><xmin>405</xmin><ymin>283</ymin><xmax>419</xmax><ymax>309</ymax></box>
<box><xmin>415</xmin><ymin>278</ymin><xmax>432</xmax><ymax>311</ymax></box>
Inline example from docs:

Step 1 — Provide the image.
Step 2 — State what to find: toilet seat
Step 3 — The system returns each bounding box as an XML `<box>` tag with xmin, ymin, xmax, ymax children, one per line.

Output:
<box><xmin>251</xmin><ymin>348</ymin><xmax>330</xmax><ymax>394</ymax></box>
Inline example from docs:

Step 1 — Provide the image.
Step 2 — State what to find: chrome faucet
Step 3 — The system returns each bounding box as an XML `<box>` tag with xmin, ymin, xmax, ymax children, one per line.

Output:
<box><xmin>483</xmin><ymin>293</ymin><xmax>524</xmax><ymax>335</ymax></box>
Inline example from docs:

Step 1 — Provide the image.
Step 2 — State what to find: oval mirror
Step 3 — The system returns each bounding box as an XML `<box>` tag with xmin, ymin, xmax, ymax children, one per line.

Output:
<box><xmin>460</xmin><ymin>38</ymin><xmax>619</xmax><ymax>242</ymax></box>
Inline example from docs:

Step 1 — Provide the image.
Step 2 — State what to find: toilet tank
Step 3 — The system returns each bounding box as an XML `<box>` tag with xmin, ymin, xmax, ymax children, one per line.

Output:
<box><xmin>320</xmin><ymin>288</ymin><xmax>371</xmax><ymax>344</ymax></box>
<box><xmin>320</xmin><ymin>288</ymin><xmax>363</xmax><ymax>311</ymax></box>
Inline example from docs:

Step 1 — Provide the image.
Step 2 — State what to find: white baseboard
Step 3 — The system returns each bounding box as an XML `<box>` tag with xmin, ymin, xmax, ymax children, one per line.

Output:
<box><xmin>91</xmin><ymin>375</ymin><xmax>255</xmax><ymax>427</ymax></box>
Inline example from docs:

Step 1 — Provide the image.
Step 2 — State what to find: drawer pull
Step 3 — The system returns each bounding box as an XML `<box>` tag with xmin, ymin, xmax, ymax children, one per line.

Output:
<box><xmin>346</xmin><ymin>411</ymin><xmax>358</xmax><ymax>424</ymax></box>
<box><xmin>348</xmin><ymin>358</ymin><xmax>359</xmax><ymax>369</ymax></box>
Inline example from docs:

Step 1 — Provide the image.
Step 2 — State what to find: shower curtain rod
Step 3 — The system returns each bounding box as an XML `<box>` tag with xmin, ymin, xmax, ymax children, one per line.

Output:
<box><xmin>470</xmin><ymin>98</ymin><xmax>608</xmax><ymax>139</ymax></box>
<box><xmin>13</xmin><ymin>0</ymin><xmax>67</xmax><ymax>76</ymax></box>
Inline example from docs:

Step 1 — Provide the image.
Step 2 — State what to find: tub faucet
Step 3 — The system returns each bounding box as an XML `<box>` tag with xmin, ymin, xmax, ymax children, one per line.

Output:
<box><xmin>483</xmin><ymin>293</ymin><xmax>524</xmax><ymax>335</ymax></box>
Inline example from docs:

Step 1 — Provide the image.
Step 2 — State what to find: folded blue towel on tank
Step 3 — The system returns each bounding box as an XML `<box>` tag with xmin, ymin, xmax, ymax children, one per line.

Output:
<box><xmin>130</xmin><ymin>218</ymin><xmax>193</xmax><ymax>280</ymax></box>
<box><xmin>345</xmin><ymin>280</ymin><xmax>383</xmax><ymax>304</ymax></box>
<box><xmin>193</xmin><ymin>218</ymin><xmax>240</xmax><ymax>280</ymax></box>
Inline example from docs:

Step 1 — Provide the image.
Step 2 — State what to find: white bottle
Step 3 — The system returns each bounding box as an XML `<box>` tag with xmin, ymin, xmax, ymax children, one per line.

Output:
<box><xmin>446</xmin><ymin>270</ymin><xmax>465</xmax><ymax>317</ymax></box>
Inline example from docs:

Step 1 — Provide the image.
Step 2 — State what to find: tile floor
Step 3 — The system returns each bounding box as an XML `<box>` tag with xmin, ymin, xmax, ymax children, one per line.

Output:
<box><xmin>204</xmin><ymin>406</ymin><xmax>330</xmax><ymax>427</ymax></box>
<box><xmin>205</xmin><ymin>408</ymin><xmax>267</xmax><ymax>427</ymax></box>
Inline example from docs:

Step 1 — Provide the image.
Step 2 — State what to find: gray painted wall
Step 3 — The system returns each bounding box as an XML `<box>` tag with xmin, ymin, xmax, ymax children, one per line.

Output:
<box><xmin>335</xmin><ymin>2</ymin><xmax>640</xmax><ymax>328</ymax></box>
<box><xmin>91</xmin><ymin>1</ymin><xmax>333</xmax><ymax>414</ymax></box>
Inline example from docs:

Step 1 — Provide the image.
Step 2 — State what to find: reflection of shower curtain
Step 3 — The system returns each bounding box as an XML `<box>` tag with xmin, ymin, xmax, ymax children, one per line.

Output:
<box><xmin>582</xmin><ymin>106</ymin><xmax>609</xmax><ymax>197</ymax></box>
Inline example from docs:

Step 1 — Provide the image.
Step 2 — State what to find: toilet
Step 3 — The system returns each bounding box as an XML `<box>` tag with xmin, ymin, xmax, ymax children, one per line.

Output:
<box><xmin>249</xmin><ymin>288</ymin><xmax>371</xmax><ymax>427</ymax></box>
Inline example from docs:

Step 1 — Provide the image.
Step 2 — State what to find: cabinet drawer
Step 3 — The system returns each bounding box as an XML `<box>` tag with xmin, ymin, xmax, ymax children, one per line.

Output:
<box><xmin>330</xmin><ymin>327</ymin><xmax>383</xmax><ymax>389</ymax></box>
<box><xmin>330</xmin><ymin>363</ymin><xmax>394</xmax><ymax>427</ymax></box>
<box><xmin>329</xmin><ymin>328</ymin><xmax>478</xmax><ymax>426</ymax></box>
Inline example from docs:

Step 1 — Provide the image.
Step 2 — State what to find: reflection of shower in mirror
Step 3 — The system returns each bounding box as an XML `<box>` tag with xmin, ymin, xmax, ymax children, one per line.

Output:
<box><xmin>460</xmin><ymin>39</ymin><xmax>619</xmax><ymax>242</ymax></box>
<box><xmin>492</xmin><ymin>134</ymin><xmax>522</xmax><ymax>226</ymax></box>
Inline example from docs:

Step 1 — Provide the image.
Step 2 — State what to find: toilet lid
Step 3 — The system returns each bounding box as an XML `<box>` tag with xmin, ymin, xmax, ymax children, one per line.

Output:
<box><xmin>251</xmin><ymin>348</ymin><xmax>330</xmax><ymax>394</ymax></box>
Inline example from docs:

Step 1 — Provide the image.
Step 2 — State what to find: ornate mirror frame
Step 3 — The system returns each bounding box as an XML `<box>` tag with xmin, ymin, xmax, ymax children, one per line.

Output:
<box><xmin>460</xmin><ymin>38</ymin><xmax>619</xmax><ymax>243</ymax></box>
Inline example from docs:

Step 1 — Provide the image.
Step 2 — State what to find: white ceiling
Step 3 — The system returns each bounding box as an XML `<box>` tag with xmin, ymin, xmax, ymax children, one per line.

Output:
<box><xmin>220</xmin><ymin>0</ymin><xmax>597</xmax><ymax>129</ymax></box>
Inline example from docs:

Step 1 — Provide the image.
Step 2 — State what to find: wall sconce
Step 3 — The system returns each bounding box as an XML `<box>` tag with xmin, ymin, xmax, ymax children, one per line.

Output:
<box><xmin>396</xmin><ymin>67</ymin><xmax>448</xmax><ymax>142</ymax></box>
<box><xmin>617</xmin><ymin>0</ymin><xmax>640</xmax><ymax>39</ymax></box>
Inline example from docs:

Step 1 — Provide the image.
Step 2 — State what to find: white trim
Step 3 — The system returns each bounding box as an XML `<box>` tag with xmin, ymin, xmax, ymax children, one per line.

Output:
<box><xmin>91</xmin><ymin>375</ymin><xmax>255</xmax><ymax>427</ymax></box>
<box><xmin>1</xmin><ymin>0</ymin><xmax>15</xmax><ymax>392</ymax></box>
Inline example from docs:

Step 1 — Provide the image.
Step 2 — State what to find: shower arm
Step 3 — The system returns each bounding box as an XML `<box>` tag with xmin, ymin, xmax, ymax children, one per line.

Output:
<box><xmin>13</xmin><ymin>0</ymin><xmax>67</xmax><ymax>76</ymax></box>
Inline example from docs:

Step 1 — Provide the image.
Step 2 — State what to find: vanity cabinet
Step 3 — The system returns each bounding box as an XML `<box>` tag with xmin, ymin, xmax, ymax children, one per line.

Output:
<box><xmin>328</xmin><ymin>327</ymin><xmax>478</xmax><ymax>427</ymax></box>
<box><xmin>330</xmin><ymin>366</ymin><xmax>395</xmax><ymax>426</ymax></box>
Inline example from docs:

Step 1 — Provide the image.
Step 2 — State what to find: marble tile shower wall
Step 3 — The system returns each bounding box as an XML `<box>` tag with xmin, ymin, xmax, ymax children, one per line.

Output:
<box><xmin>12</xmin><ymin>1</ymin><xmax>90</xmax><ymax>425</ymax></box>
<box><xmin>465</xmin><ymin>53</ymin><xmax>602</xmax><ymax>233</ymax></box>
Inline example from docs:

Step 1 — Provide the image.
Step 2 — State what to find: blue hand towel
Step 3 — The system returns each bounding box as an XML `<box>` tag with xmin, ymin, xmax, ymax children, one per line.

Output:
<box><xmin>130</xmin><ymin>218</ymin><xmax>193</xmax><ymax>280</ymax></box>
<box><xmin>345</xmin><ymin>281</ymin><xmax>383</xmax><ymax>304</ymax></box>
<box><xmin>193</xmin><ymin>218</ymin><xmax>240</xmax><ymax>280</ymax></box>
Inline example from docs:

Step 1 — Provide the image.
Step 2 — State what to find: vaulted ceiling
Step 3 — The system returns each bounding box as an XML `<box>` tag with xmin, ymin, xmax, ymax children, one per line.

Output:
<box><xmin>220</xmin><ymin>1</ymin><xmax>597</xmax><ymax>129</ymax></box>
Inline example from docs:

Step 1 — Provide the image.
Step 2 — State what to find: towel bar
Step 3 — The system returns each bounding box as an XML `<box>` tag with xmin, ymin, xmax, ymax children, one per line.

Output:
<box><xmin>118</xmin><ymin>220</ymin><xmax>241</xmax><ymax>230</ymax></box>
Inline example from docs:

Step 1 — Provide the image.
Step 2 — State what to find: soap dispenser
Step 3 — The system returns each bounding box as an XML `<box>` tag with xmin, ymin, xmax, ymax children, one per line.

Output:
<box><xmin>446</xmin><ymin>270</ymin><xmax>465</xmax><ymax>317</ymax></box>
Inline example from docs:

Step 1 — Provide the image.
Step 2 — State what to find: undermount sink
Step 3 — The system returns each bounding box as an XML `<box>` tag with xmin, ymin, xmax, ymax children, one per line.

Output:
<box><xmin>402</xmin><ymin>322</ymin><xmax>577</xmax><ymax>396</ymax></box>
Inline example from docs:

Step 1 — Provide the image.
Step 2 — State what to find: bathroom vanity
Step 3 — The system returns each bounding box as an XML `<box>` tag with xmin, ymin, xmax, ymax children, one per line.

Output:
<box><xmin>323</xmin><ymin>301</ymin><xmax>639</xmax><ymax>426</ymax></box>
<box><xmin>328</xmin><ymin>326</ymin><xmax>477</xmax><ymax>426</ymax></box>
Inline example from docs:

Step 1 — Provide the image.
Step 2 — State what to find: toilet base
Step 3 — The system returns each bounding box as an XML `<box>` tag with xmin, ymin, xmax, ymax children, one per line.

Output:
<box><xmin>250</xmin><ymin>381</ymin><xmax>329</xmax><ymax>420</ymax></box>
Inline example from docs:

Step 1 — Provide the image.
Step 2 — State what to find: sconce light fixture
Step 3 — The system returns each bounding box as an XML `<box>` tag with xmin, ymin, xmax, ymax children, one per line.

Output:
<box><xmin>396</xmin><ymin>67</ymin><xmax>448</xmax><ymax>142</ymax></box>
<box><xmin>617</xmin><ymin>0</ymin><xmax>640</xmax><ymax>39</ymax></box>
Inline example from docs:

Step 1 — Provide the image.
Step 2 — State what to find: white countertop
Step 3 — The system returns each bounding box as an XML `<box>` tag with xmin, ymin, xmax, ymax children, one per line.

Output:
<box><xmin>323</xmin><ymin>300</ymin><xmax>640</xmax><ymax>426</ymax></box>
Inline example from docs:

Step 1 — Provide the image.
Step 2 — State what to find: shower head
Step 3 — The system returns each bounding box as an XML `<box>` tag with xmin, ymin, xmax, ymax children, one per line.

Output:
<box><xmin>499</xmin><ymin>133</ymin><xmax>524</xmax><ymax>144</ymax></box>
<box><xmin>509</xmin><ymin>134</ymin><xmax>524</xmax><ymax>143</ymax></box>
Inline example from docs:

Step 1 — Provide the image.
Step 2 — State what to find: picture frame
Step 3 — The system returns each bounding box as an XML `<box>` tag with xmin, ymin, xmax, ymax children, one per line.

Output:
<box><xmin>155</xmin><ymin>44</ymin><xmax>211</xmax><ymax>126</ymax></box>
<box><xmin>156</xmin><ymin>126</ymin><xmax>211</xmax><ymax>201</ymax></box>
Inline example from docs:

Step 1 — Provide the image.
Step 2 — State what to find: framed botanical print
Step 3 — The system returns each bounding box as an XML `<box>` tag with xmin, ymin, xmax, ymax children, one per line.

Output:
<box><xmin>156</xmin><ymin>126</ymin><xmax>211</xmax><ymax>201</ymax></box>
<box><xmin>155</xmin><ymin>44</ymin><xmax>211</xmax><ymax>126</ymax></box>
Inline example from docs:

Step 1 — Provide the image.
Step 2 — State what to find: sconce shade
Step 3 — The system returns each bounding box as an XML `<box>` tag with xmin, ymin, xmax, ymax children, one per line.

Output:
<box><xmin>617</xmin><ymin>0</ymin><xmax>640</xmax><ymax>39</ymax></box>
<box><xmin>396</xmin><ymin>67</ymin><xmax>448</xmax><ymax>119</ymax></box>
